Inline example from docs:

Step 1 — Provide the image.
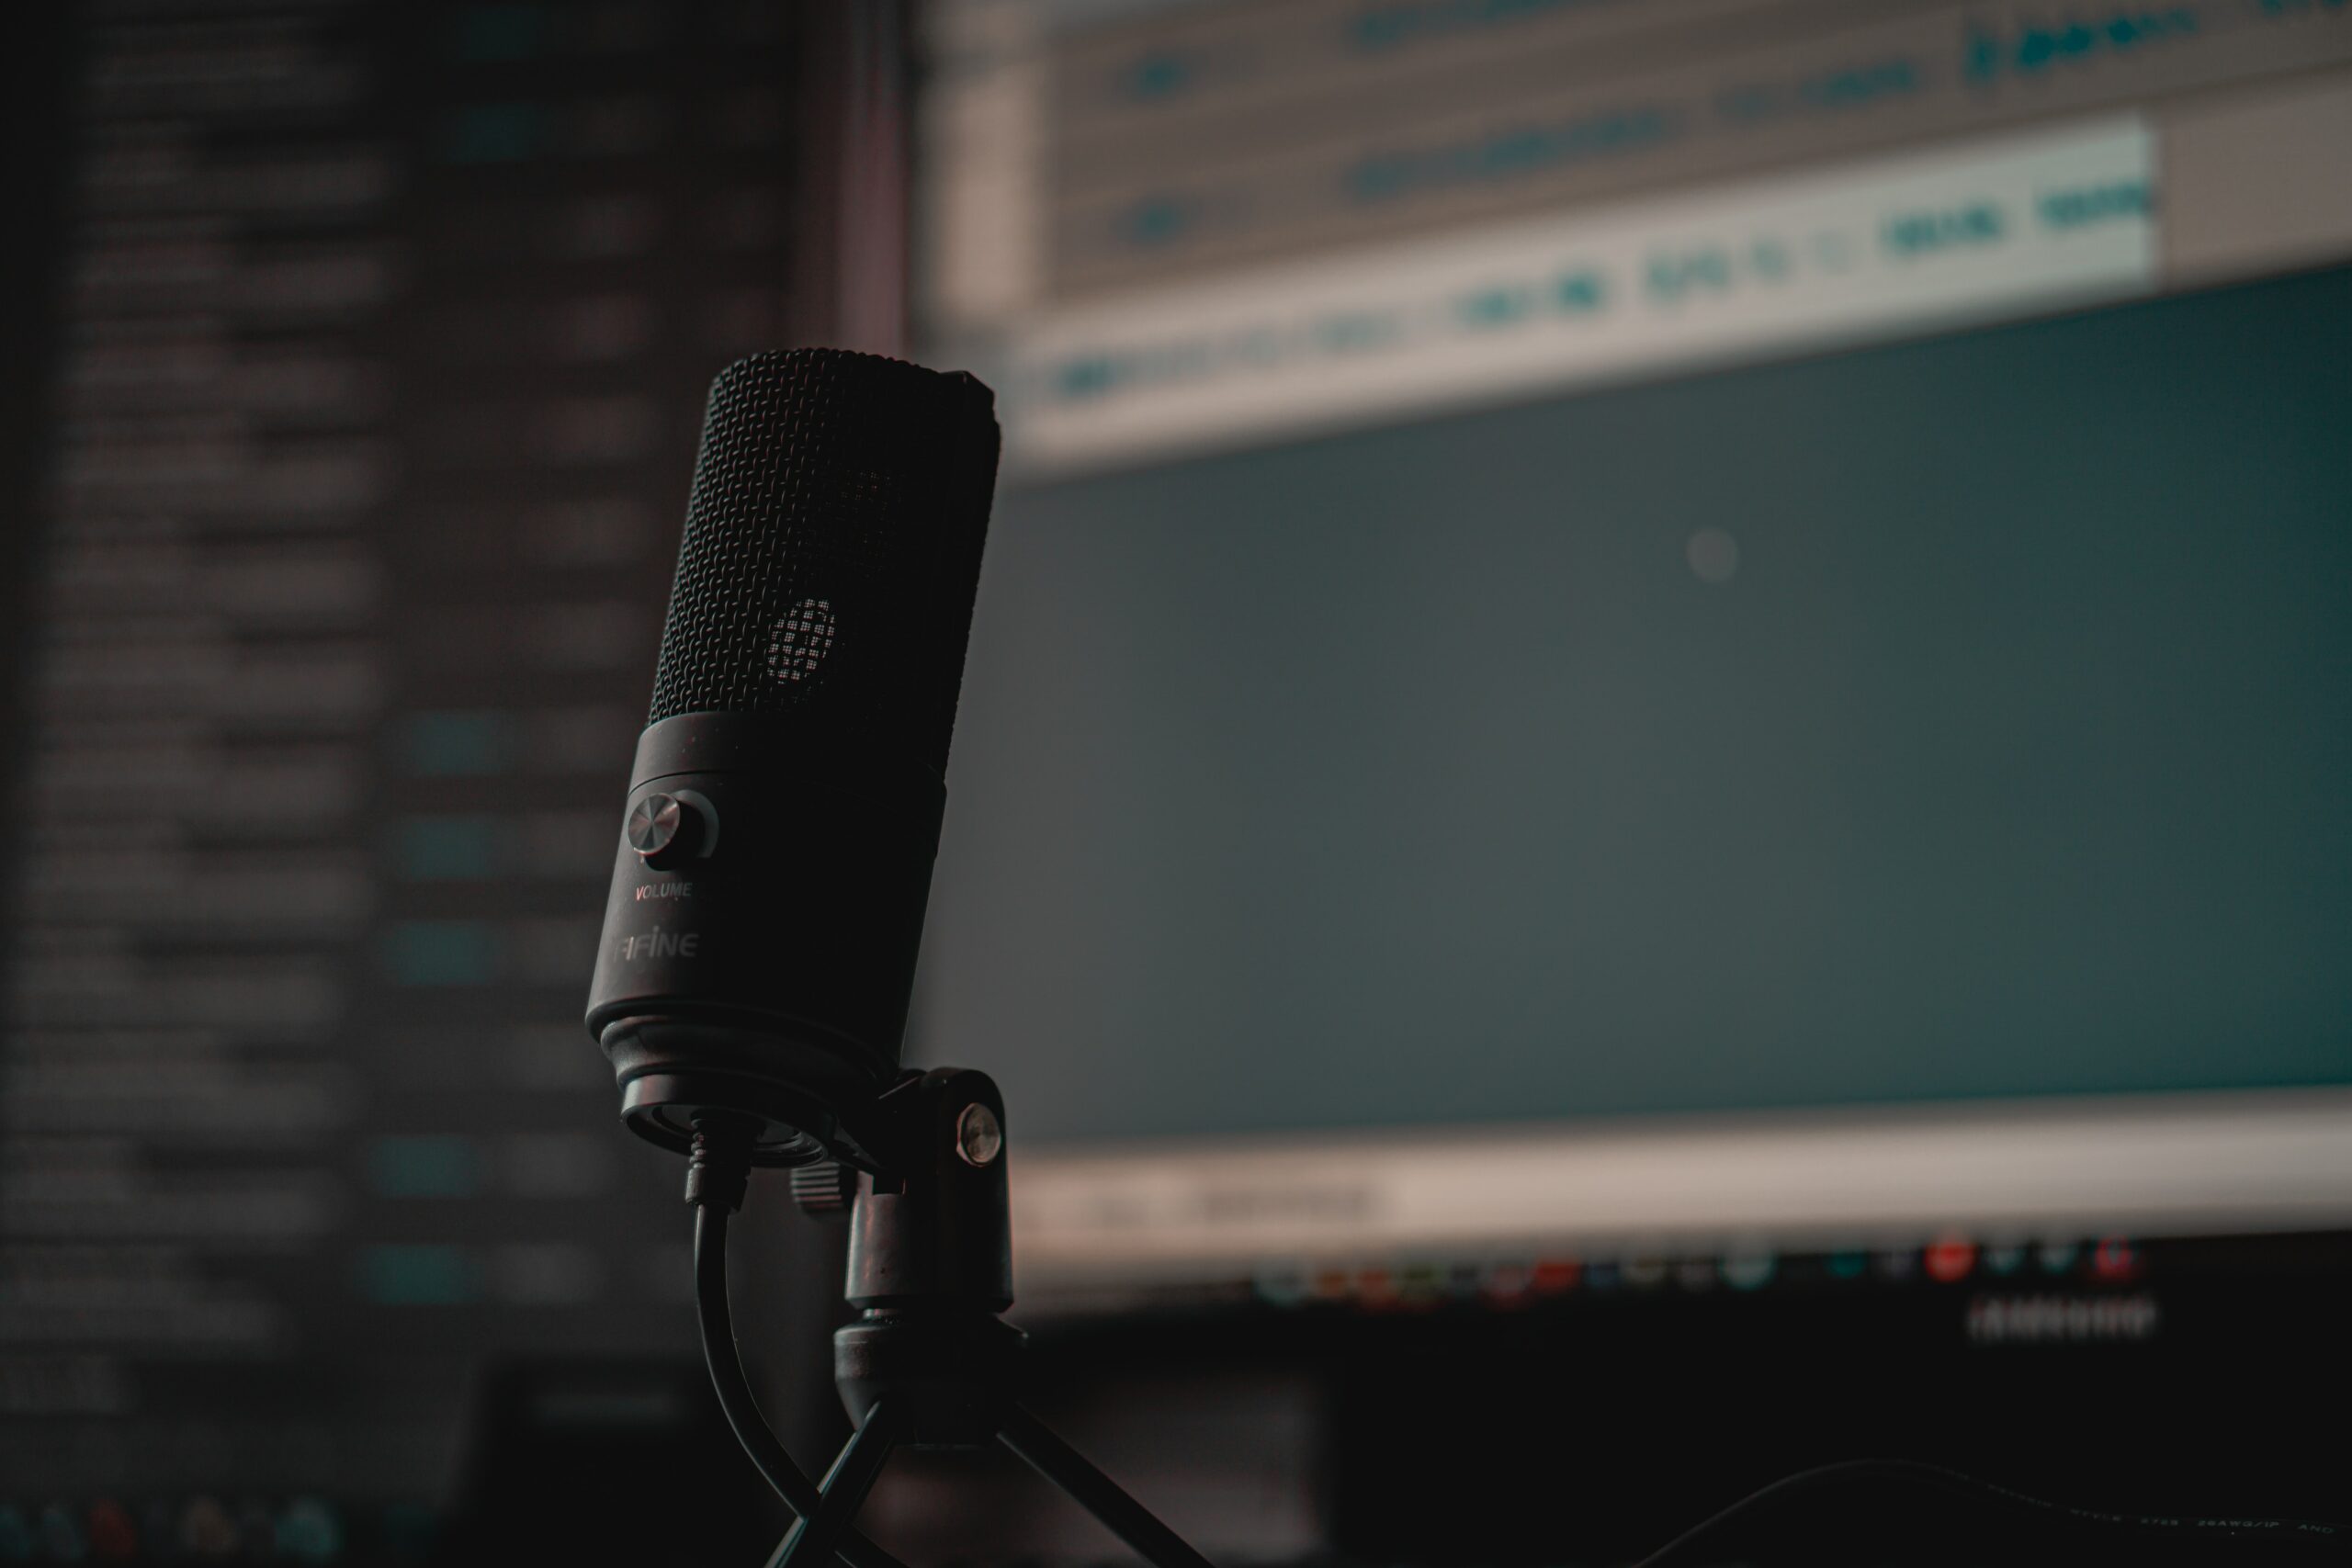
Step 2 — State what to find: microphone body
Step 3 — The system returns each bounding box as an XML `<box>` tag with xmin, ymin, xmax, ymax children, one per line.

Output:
<box><xmin>586</xmin><ymin>349</ymin><xmax>1001</xmax><ymax>1167</ymax></box>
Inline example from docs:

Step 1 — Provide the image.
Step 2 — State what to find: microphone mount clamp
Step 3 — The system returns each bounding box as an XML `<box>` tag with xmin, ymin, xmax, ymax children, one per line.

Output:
<box><xmin>750</xmin><ymin>1067</ymin><xmax>1214</xmax><ymax>1568</ymax></box>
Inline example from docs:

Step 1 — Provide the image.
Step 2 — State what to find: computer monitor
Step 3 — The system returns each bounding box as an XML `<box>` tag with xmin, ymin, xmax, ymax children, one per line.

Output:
<box><xmin>908</xmin><ymin>0</ymin><xmax>2352</xmax><ymax>1316</ymax></box>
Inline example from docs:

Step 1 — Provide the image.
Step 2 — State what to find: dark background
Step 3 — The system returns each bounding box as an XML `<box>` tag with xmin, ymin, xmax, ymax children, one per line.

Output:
<box><xmin>1</xmin><ymin>4</ymin><xmax>2346</xmax><ymax>1565</ymax></box>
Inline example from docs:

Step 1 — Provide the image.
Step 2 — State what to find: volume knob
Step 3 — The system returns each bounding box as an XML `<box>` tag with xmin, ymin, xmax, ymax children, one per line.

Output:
<box><xmin>626</xmin><ymin>791</ymin><xmax>707</xmax><ymax>869</ymax></box>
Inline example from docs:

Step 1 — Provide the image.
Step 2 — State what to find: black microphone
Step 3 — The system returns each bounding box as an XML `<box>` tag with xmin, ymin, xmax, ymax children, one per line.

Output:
<box><xmin>585</xmin><ymin>348</ymin><xmax>1001</xmax><ymax>1168</ymax></box>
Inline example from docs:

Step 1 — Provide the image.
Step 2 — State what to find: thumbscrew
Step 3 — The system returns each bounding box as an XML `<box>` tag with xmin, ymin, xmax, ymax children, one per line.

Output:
<box><xmin>788</xmin><ymin>1159</ymin><xmax>859</xmax><ymax>1219</ymax></box>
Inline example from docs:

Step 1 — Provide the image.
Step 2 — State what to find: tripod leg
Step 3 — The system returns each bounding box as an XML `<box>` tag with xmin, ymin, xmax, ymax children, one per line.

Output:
<box><xmin>769</xmin><ymin>1402</ymin><xmax>902</xmax><ymax>1568</ymax></box>
<box><xmin>997</xmin><ymin>1404</ymin><xmax>1216</xmax><ymax>1568</ymax></box>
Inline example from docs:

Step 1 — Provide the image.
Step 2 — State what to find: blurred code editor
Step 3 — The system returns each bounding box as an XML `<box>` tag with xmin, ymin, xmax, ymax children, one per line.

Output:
<box><xmin>0</xmin><ymin>2</ymin><xmax>805</xmax><ymax>1555</ymax></box>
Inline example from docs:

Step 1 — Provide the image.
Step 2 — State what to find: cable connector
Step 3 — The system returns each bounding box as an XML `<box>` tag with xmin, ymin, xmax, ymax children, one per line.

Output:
<box><xmin>684</xmin><ymin>1112</ymin><xmax>756</xmax><ymax>1212</ymax></box>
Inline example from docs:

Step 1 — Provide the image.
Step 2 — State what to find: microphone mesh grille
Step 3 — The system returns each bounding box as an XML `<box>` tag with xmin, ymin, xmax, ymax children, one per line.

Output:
<box><xmin>648</xmin><ymin>349</ymin><xmax>1001</xmax><ymax>774</ymax></box>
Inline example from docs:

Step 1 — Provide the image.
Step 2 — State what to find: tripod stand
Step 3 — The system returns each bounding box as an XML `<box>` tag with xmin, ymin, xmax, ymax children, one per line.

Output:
<box><xmin>687</xmin><ymin>1070</ymin><xmax>1215</xmax><ymax>1568</ymax></box>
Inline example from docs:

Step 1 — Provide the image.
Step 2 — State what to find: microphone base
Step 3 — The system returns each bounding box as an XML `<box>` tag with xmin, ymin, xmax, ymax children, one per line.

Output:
<box><xmin>616</xmin><ymin>1066</ymin><xmax>838</xmax><ymax>1168</ymax></box>
<box><xmin>756</xmin><ymin>1068</ymin><xmax>1214</xmax><ymax>1568</ymax></box>
<box><xmin>832</xmin><ymin>1310</ymin><xmax>1027</xmax><ymax>1449</ymax></box>
<box><xmin>601</xmin><ymin>1010</ymin><xmax>900</xmax><ymax>1169</ymax></box>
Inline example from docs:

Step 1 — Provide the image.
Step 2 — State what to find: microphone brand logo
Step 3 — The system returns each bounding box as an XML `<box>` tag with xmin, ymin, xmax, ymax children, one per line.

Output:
<box><xmin>617</xmin><ymin>925</ymin><xmax>702</xmax><ymax>962</ymax></box>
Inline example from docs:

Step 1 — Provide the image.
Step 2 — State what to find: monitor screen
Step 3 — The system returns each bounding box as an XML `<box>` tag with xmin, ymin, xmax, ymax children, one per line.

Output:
<box><xmin>0</xmin><ymin>2</ymin><xmax>808</xmax><ymax>1548</ymax></box>
<box><xmin>910</xmin><ymin>0</ymin><xmax>2352</xmax><ymax>1311</ymax></box>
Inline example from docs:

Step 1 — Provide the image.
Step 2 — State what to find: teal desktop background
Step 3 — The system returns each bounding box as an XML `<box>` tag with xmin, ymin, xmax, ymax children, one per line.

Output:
<box><xmin>915</xmin><ymin>264</ymin><xmax>2352</xmax><ymax>1143</ymax></box>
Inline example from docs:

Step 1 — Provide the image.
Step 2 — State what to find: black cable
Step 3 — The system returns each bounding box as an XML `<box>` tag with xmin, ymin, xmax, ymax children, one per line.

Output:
<box><xmin>687</xmin><ymin>1125</ymin><xmax>912</xmax><ymax>1568</ymax></box>
<box><xmin>1634</xmin><ymin>1457</ymin><xmax>2351</xmax><ymax>1566</ymax></box>
<box><xmin>692</xmin><ymin>1205</ymin><xmax>820</xmax><ymax>1518</ymax></box>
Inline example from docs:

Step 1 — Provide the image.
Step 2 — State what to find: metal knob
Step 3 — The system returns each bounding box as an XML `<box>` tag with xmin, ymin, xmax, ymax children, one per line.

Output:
<box><xmin>626</xmin><ymin>791</ymin><xmax>707</xmax><ymax>869</ymax></box>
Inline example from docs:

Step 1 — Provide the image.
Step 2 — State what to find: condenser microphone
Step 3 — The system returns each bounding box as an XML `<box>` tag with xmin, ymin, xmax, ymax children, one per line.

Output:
<box><xmin>585</xmin><ymin>349</ymin><xmax>1001</xmax><ymax>1169</ymax></box>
